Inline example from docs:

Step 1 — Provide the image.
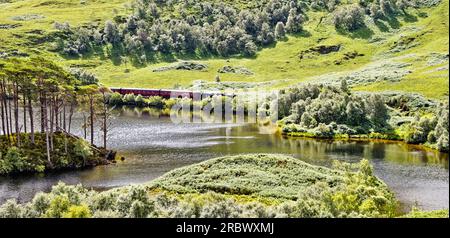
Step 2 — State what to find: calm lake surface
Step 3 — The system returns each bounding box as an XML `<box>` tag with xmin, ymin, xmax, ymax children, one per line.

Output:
<box><xmin>0</xmin><ymin>108</ymin><xmax>448</xmax><ymax>211</ymax></box>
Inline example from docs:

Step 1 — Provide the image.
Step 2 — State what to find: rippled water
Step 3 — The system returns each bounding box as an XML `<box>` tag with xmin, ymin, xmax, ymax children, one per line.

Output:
<box><xmin>0</xmin><ymin>108</ymin><xmax>448</xmax><ymax>211</ymax></box>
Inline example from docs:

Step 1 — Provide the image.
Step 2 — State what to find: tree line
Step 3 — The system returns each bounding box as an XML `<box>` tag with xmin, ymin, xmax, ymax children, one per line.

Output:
<box><xmin>279</xmin><ymin>81</ymin><xmax>449</xmax><ymax>152</ymax></box>
<box><xmin>0</xmin><ymin>57</ymin><xmax>113</xmax><ymax>167</ymax></box>
<box><xmin>54</xmin><ymin>0</ymin><xmax>305</xmax><ymax>62</ymax></box>
<box><xmin>53</xmin><ymin>0</ymin><xmax>421</xmax><ymax>62</ymax></box>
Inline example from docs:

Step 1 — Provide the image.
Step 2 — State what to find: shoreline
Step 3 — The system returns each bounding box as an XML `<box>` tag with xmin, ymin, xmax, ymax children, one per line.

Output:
<box><xmin>279</xmin><ymin>129</ymin><xmax>449</xmax><ymax>155</ymax></box>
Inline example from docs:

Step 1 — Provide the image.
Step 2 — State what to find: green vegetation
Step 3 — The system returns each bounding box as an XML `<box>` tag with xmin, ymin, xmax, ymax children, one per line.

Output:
<box><xmin>401</xmin><ymin>208</ymin><xmax>449</xmax><ymax>218</ymax></box>
<box><xmin>0</xmin><ymin>0</ymin><xmax>447</xmax><ymax>100</ymax></box>
<box><xmin>0</xmin><ymin>133</ymin><xmax>107</xmax><ymax>175</ymax></box>
<box><xmin>0</xmin><ymin>56</ymin><xmax>117</xmax><ymax>175</ymax></box>
<box><xmin>0</xmin><ymin>154</ymin><xmax>404</xmax><ymax>218</ymax></box>
<box><xmin>108</xmin><ymin>93</ymin><xmax>175</xmax><ymax>112</ymax></box>
<box><xmin>0</xmin><ymin>0</ymin><xmax>447</xmax><ymax>219</ymax></box>
<box><xmin>278</xmin><ymin>83</ymin><xmax>449</xmax><ymax>152</ymax></box>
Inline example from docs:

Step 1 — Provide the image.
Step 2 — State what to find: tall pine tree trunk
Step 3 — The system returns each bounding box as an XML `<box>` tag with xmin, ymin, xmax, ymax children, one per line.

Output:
<box><xmin>45</xmin><ymin>99</ymin><xmax>51</xmax><ymax>166</ymax></box>
<box><xmin>63</xmin><ymin>102</ymin><xmax>66</xmax><ymax>131</ymax></box>
<box><xmin>68</xmin><ymin>101</ymin><xmax>74</xmax><ymax>134</ymax></box>
<box><xmin>90</xmin><ymin>97</ymin><xmax>94</xmax><ymax>145</ymax></box>
<box><xmin>40</xmin><ymin>92</ymin><xmax>45</xmax><ymax>133</ymax></box>
<box><xmin>0</xmin><ymin>82</ymin><xmax>5</xmax><ymax>136</ymax></box>
<box><xmin>2</xmin><ymin>81</ymin><xmax>10</xmax><ymax>141</ymax></box>
<box><xmin>49</xmin><ymin>96</ymin><xmax>54</xmax><ymax>151</ymax></box>
<box><xmin>23</xmin><ymin>93</ymin><xmax>27</xmax><ymax>134</ymax></box>
<box><xmin>28</xmin><ymin>97</ymin><xmax>34</xmax><ymax>144</ymax></box>
<box><xmin>13</xmin><ymin>83</ymin><xmax>20</xmax><ymax>147</ymax></box>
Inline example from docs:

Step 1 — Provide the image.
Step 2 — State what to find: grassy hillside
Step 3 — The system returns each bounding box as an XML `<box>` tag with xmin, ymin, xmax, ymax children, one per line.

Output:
<box><xmin>150</xmin><ymin>154</ymin><xmax>344</xmax><ymax>200</ymax></box>
<box><xmin>0</xmin><ymin>0</ymin><xmax>448</xmax><ymax>100</ymax></box>
<box><xmin>0</xmin><ymin>0</ymin><xmax>130</xmax><ymax>56</ymax></box>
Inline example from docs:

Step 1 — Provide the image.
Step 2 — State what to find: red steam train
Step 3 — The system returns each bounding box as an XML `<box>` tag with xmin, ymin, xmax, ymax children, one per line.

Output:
<box><xmin>110</xmin><ymin>88</ymin><xmax>229</xmax><ymax>99</ymax></box>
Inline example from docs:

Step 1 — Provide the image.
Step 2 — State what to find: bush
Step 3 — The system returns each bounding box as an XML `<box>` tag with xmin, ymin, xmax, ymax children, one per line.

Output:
<box><xmin>278</xmin><ymin>84</ymin><xmax>394</xmax><ymax>139</ymax></box>
<box><xmin>108</xmin><ymin>92</ymin><xmax>123</xmax><ymax>106</ymax></box>
<box><xmin>73</xmin><ymin>139</ymin><xmax>93</xmax><ymax>160</ymax></box>
<box><xmin>30</xmin><ymin>192</ymin><xmax>51</xmax><ymax>216</ymax></box>
<box><xmin>62</xmin><ymin>205</ymin><xmax>92</xmax><ymax>218</ymax></box>
<box><xmin>0</xmin><ymin>147</ymin><xmax>34</xmax><ymax>175</ymax></box>
<box><xmin>275</xmin><ymin>22</ymin><xmax>286</xmax><ymax>39</ymax></box>
<box><xmin>0</xmin><ymin>133</ymin><xmax>104</xmax><ymax>175</ymax></box>
<box><xmin>333</xmin><ymin>4</ymin><xmax>366</xmax><ymax>31</ymax></box>
<box><xmin>311</xmin><ymin>123</ymin><xmax>334</xmax><ymax>138</ymax></box>
<box><xmin>0</xmin><ymin>200</ymin><xmax>24</xmax><ymax>218</ymax></box>
<box><xmin>44</xmin><ymin>195</ymin><xmax>71</xmax><ymax>218</ymax></box>
<box><xmin>69</xmin><ymin>68</ymin><xmax>98</xmax><ymax>86</ymax></box>
<box><xmin>437</xmin><ymin>131</ymin><xmax>449</xmax><ymax>152</ymax></box>
<box><xmin>135</xmin><ymin>94</ymin><xmax>146</xmax><ymax>107</ymax></box>
<box><xmin>147</xmin><ymin>96</ymin><xmax>165</xmax><ymax>109</ymax></box>
<box><xmin>434</xmin><ymin>102</ymin><xmax>449</xmax><ymax>152</ymax></box>
<box><xmin>123</xmin><ymin>94</ymin><xmax>136</xmax><ymax>105</ymax></box>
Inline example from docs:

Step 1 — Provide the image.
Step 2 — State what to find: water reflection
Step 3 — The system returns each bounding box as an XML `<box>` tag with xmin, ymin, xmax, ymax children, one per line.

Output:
<box><xmin>0</xmin><ymin>107</ymin><xmax>448</xmax><ymax>212</ymax></box>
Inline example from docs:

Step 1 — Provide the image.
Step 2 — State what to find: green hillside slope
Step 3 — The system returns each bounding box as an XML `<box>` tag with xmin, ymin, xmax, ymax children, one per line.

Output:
<box><xmin>0</xmin><ymin>0</ymin><xmax>448</xmax><ymax>99</ymax></box>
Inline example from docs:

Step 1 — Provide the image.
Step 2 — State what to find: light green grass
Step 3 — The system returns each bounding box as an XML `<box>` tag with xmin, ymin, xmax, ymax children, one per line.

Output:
<box><xmin>1</xmin><ymin>0</ymin><xmax>448</xmax><ymax>100</ymax></box>
<box><xmin>401</xmin><ymin>209</ymin><xmax>449</xmax><ymax>218</ymax></box>
<box><xmin>355</xmin><ymin>0</ymin><xmax>450</xmax><ymax>99</ymax></box>
<box><xmin>0</xmin><ymin>0</ymin><xmax>130</xmax><ymax>53</ymax></box>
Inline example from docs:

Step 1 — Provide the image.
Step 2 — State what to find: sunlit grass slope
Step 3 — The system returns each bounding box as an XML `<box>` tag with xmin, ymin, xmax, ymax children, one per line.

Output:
<box><xmin>0</xmin><ymin>0</ymin><xmax>130</xmax><ymax>54</ymax></box>
<box><xmin>1</xmin><ymin>0</ymin><xmax>448</xmax><ymax>100</ymax></box>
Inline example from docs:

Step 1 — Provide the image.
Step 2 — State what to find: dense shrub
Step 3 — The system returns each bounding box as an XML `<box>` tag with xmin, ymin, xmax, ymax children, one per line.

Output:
<box><xmin>400</xmin><ymin>102</ymin><xmax>448</xmax><ymax>151</ymax></box>
<box><xmin>73</xmin><ymin>139</ymin><xmax>93</xmax><ymax>160</ymax></box>
<box><xmin>135</xmin><ymin>95</ymin><xmax>146</xmax><ymax>107</ymax></box>
<box><xmin>147</xmin><ymin>96</ymin><xmax>165</xmax><ymax>109</ymax></box>
<box><xmin>108</xmin><ymin>92</ymin><xmax>123</xmax><ymax>106</ymax></box>
<box><xmin>0</xmin><ymin>133</ymin><xmax>107</xmax><ymax>175</ymax></box>
<box><xmin>0</xmin><ymin>155</ymin><xmax>400</xmax><ymax>218</ymax></box>
<box><xmin>55</xmin><ymin>0</ymin><xmax>306</xmax><ymax>58</ymax></box>
<box><xmin>0</xmin><ymin>200</ymin><xmax>24</xmax><ymax>218</ymax></box>
<box><xmin>123</xmin><ymin>94</ymin><xmax>136</xmax><ymax>105</ymax></box>
<box><xmin>69</xmin><ymin>68</ymin><xmax>98</xmax><ymax>86</ymax></box>
<box><xmin>107</xmin><ymin>93</ymin><xmax>170</xmax><ymax>109</ymax></box>
<box><xmin>0</xmin><ymin>147</ymin><xmax>44</xmax><ymax>175</ymax></box>
<box><xmin>275</xmin><ymin>22</ymin><xmax>286</xmax><ymax>39</ymax></box>
<box><xmin>62</xmin><ymin>205</ymin><xmax>92</xmax><ymax>218</ymax></box>
<box><xmin>434</xmin><ymin>102</ymin><xmax>449</xmax><ymax>152</ymax></box>
<box><xmin>278</xmin><ymin>82</ymin><xmax>390</xmax><ymax>138</ymax></box>
<box><xmin>332</xmin><ymin>4</ymin><xmax>366</xmax><ymax>31</ymax></box>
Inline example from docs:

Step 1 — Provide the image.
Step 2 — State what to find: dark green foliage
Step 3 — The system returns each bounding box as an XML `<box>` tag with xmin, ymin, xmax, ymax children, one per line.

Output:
<box><xmin>332</xmin><ymin>4</ymin><xmax>366</xmax><ymax>31</ymax></box>
<box><xmin>69</xmin><ymin>68</ymin><xmax>98</xmax><ymax>86</ymax></box>
<box><xmin>0</xmin><ymin>146</ymin><xmax>41</xmax><ymax>175</ymax></box>
<box><xmin>404</xmin><ymin>116</ymin><xmax>437</xmax><ymax>144</ymax></box>
<box><xmin>107</xmin><ymin>93</ymin><xmax>167</xmax><ymax>109</ymax></box>
<box><xmin>108</xmin><ymin>92</ymin><xmax>123</xmax><ymax>106</ymax></box>
<box><xmin>0</xmin><ymin>133</ymin><xmax>107</xmax><ymax>175</ymax></box>
<box><xmin>55</xmin><ymin>0</ymin><xmax>305</xmax><ymax>58</ymax></box>
<box><xmin>279</xmin><ymin>83</ymin><xmax>390</xmax><ymax>137</ymax></box>
<box><xmin>434</xmin><ymin>102</ymin><xmax>449</xmax><ymax>152</ymax></box>
<box><xmin>400</xmin><ymin>102</ymin><xmax>448</xmax><ymax>151</ymax></box>
<box><xmin>310</xmin><ymin>0</ymin><xmax>340</xmax><ymax>12</ymax></box>
<box><xmin>146</xmin><ymin>96</ymin><xmax>165</xmax><ymax>109</ymax></box>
